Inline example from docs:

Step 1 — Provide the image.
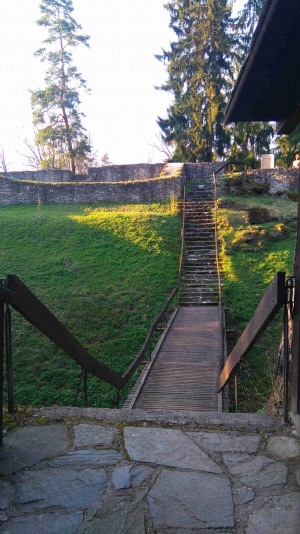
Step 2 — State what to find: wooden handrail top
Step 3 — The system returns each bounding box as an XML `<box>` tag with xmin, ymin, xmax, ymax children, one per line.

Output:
<box><xmin>4</xmin><ymin>275</ymin><xmax>124</xmax><ymax>389</ymax></box>
<box><xmin>218</xmin><ymin>272</ymin><xmax>286</xmax><ymax>392</ymax></box>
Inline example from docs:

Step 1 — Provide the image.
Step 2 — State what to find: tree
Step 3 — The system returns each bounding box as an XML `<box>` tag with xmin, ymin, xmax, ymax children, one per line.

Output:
<box><xmin>0</xmin><ymin>149</ymin><xmax>9</xmax><ymax>172</ymax></box>
<box><xmin>156</xmin><ymin>0</ymin><xmax>234</xmax><ymax>162</ymax></box>
<box><xmin>101</xmin><ymin>151</ymin><xmax>112</xmax><ymax>166</ymax></box>
<box><xmin>236</xmin><ymin>0</ymin><xmax>265</xmax><ymax>61</ymax></box>
<box><xmin>157</xmin><ymin>0</ymin><xmax>274</xmax><ymax>167</ymax></box>
<box><xmin>227</xmin><ymin>0</ymin><xmax>274</xmax><ymax>168</ymax></box>
<box><xmin>274</xmin><ymin>124</ymin><xmax>300</xmax><ymax>167</ymax></box>
<box><xmin>148</xmin><ymin>133</ymin><xmax>174</xmax><ymax>162</ymax></box>
<box><xmin>31</xmin><ymin>0</ymin><xmax>92</xmax><ymax>173</ymax></box>
<box><xmin>21</xmin><ymin>132</ymin><xmax>98</xmax><ymax>172</ymax></box>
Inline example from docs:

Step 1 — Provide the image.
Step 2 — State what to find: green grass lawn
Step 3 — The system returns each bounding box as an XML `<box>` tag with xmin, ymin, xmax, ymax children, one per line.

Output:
<box><xmin>0</xmin><ymin>201</ymin><xmax>181</xmax><ymax>408</ymax></box>
<box><xmin>1</xmin><ymin>192</ymin><xmax>295</xmax><ymax>414</ymax></box>
<box><xmin>218</xmin><ymin>194</ymin><xmax>296</xmax><ymax>412</ymax></box>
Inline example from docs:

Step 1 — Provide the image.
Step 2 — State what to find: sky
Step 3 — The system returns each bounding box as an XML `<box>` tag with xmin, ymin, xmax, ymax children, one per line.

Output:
<box><xmin>0</xmin><ymin>0</ymin><xmax>244</xmax><ymax>171</ymax></box>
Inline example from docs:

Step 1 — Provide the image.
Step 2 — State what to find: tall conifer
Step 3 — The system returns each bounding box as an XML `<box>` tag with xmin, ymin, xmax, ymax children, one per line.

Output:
<box><xmin>157</xmin><ymin>0</ymin><xmax>234</xmax><ymax>162</ymax></box>
<box><xmin>158</xmin><ymin>0</ymin><xmax>274</xmax><ymax>166</ymax></box>
<box><xmin>31</xmin><ymin>0</ymin><xmax>92</xmax><ymax>173</ymax></box>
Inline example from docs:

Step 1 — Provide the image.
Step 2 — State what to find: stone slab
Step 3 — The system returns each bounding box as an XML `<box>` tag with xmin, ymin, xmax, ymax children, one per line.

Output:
<box><xmin>296</xmin><ymin>469</ymin><xmax>300</xmax><ymax>486</ymax></box>
<box><xmin>0</xmin><ymin>426</ymin><xmax>68</xmax><ymax>475</ymax></box>
<box><xmin>0</xmin><ymin>481</ymin><xmax>15</xmax><ymax>510</ymax></box>
<box><xmin>33</xmin><ymin>407</ymin><xmax>280</xmax><ymax>432</ymax></box>
<box><xmin>148</xmin><ymin>470</ymin><xmax>234</xmax><ymax>529</ymax></box>
<box><xmin>186</xmin><ymin>431</ymin><xmax>260</xmax><ymax>453</ymax></box>
<box><xmin>246</xmin><ymin>493</ymin><xmax>300</xmax><ymax>534</ymax></box>
<box><xmin>0</xmin><ymin>512</ymin><xmax>83</xmax><ymax>534</ymax></box>
<box><xmin>223</xmin><ymin>453</ymin><xmax>287</xmax><ymax>489</ymax></box>
<box><xmin>18</xmin><ymin>468</ymin><xmax>107</xmax><ymax>512</ymax></box>
<box><xmin>235</xmin><ymin>487</ymin><xmax>255</xmax><ymax>505</ymax></box>
<box><xmin>48</xmin><ymin>449</ymin><xmax>122</xmax><ymax>468</ymax></box>
<box><xmin>112</xmin><ymin>466</ymin><xmax>132</xmax><ymax>489</ymax></box>
<box><xmin>74</xmin><ymin>424</ymin><xmax>117</xmax><ymax>448</ymax></box>
<box><xmin>124</xmin><ymin>427</ymin><xmax>222</xmax><ymax>473</ymax></box>
<box><xmin>83</xmin><ymin>496</ymin><xmax>145</xmax><ymax>534</ymax></box>
<box><xmin>131</xmin><ymin>466</ymin><xmax>155</xmax><ymax>487</ymax></box>
<box><xmin>267</xmin><ymin>436</ymin><xmax>300</xmax><ymax>459</ymax></box>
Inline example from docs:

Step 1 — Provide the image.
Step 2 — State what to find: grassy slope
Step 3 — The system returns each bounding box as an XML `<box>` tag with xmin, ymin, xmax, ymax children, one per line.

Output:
<box><xmin>0</xmin><ymin>201</ymin><xmax>181</xmax><ymax>408</ymax></box>
<box><xmin>218</xmin><ymin>194</ymin><xmax>296</xmax><ymax>412</ymax></box>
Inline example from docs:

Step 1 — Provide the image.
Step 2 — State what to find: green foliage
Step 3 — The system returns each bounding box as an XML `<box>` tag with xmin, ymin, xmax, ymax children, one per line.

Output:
<box><xmin>274</xmin><ymin>124</ymin><xmax>300</xmax><ymax>167</ymax></box>
<box><xmin>30</xmin><ymin>0</ymin><xmax>92</xmax><ymax>173</ymax></box>
<box><xmin>0</xmin><ymin>201</ymin><xmax>181</xmax><ymax>408</ymax></box>
<box><xmin>156</xmin><ymin>0</ymin><xmax>274</xmax><ymax>165</ymax></box>
<box><xmin>287</xmin><ymin>189</ymin><xmax>298</xmax><ymax>201</ymax></box>
<box><xmin>228</xmin><ymin>122</ymin><xmax>274</xmax><ymax>169</ymax></box>
<box><xmin>156</xmin><ymin>0</ymin><xmax>233</xmax><ymax>162</ymax></box>
<box><xmin>218</xmin><ymin>194</ymin><xmax>295</xmax><ymax>412</ymax></box>
<box><xmin>236</xmin><ymin>0</ymin><xmax>265</xmax><ymax>60</ymax></box>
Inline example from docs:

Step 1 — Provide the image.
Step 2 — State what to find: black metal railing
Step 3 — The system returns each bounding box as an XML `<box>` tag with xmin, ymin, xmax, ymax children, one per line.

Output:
<box><xmin>218</xmin><ymin>272</ymin><xmax>294</xmax><ymax>420</ymax></box>
<box><xmin>213</xmin><ymin>161</ymin><xmax>247</xmax><ymax>412</ymax></box>
<box><xmin>212</xmin><ymin>160</ymin><xmax>247</xmax><ymax>307</ymax></box>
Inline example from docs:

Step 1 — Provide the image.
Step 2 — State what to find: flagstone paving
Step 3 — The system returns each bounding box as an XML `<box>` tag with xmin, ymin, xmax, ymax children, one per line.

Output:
<box><xmin>0</xmin><ymin>409</ymin><xmax>299</xmax><ymax>533</ymax></box>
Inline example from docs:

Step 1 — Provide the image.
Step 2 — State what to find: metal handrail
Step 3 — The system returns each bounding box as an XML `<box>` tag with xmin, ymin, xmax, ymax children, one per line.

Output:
<box><xmin>213</xmin><ymin>160</ymin><xmax>247</xmax><ymax>411</ymax></box>
<box><xmin>212</xmin><ymin>161</ymin><xmax>247</xmax><ymax>307</ymax></box>
<box><xmin>123</xmin><ymin>175</ymin><xmax>187</xmax><ymax>383</ymax></box>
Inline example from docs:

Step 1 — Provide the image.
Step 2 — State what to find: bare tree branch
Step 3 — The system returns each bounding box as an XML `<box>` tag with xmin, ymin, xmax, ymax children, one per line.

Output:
<box><xmin>0</xmin><ymin>149</ymin><xmax>10</xmax><ymax>172</ymax></box>
<box><xmin>148</xmin><ymin>134</ymin><xmax>174</xmax><ymax>161</ymax></box>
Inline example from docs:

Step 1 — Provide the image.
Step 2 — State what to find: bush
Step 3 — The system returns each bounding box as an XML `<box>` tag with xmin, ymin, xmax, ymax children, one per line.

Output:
<box><xmin>247</xmin><ymin>207</ymin><xmax>271</xmax><ymax>224</ymax></box>
<box><xmin>287</xmin><ymin>189</ymin><xmax>298</xmax><ymax>201</ymax></box>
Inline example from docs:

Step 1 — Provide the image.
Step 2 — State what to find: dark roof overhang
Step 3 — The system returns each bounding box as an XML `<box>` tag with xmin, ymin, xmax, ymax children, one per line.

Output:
<box><xmin>225</xmin><ymin>0</ymin><xmax>300</xmax><ymax>134</ymax></box>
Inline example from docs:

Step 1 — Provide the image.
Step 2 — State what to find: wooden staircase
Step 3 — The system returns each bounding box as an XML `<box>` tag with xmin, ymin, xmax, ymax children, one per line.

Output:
<box><xmin>124</xmin><ymin>164</ymin><xmax>224</xmax><ymax>412</ymax></box>
<box><xmin>179</xmin><ymin>166</ymin><xmax>219</xmax><ymax>306</ymax></box>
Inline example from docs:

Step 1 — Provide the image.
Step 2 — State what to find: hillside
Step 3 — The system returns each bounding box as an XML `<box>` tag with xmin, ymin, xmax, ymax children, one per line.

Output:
<box><xmin>0</xmin><ymin>201</ymin><xmax>181</xmax><ymax>408</ymax></box>
<box><xmin>218</xmin><ymin>193</ymin><xmax>296</xmax><ymax>412</ymax></box>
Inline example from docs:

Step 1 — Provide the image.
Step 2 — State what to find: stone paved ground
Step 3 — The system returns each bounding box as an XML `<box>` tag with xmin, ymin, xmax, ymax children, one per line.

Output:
<box><xmin>0</xmin><ymin>408</ymin><xmax>299</xmax><ymax>533</ymax></box>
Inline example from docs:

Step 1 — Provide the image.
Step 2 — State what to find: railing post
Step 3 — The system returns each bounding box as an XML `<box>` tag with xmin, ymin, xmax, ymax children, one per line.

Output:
<box><xmin>5</xmin><ymin>304</ymin><xmax>14</xmax><ymax>413</ymax></box>
<box><xmin>0</xmin><ymin>302</ymin><xmax>4</xmax><ymax>446</ymax></box>
<box><xmin>283</xmin><ymin>298</ymin><xmax>289</xmax><ymax>424</ymax></box>
<box><xmin>291</xmin><ymin>181</ymin><xmax>300</xmax><ymax>431</ymax></box>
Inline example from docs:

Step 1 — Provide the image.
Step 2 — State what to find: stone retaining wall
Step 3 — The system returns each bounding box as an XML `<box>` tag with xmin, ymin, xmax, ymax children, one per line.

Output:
<box><xmin>247</xmin><ymin>168</ymin><xmax>299</xmax><ymax>194</ymax></box>
<box><xmin>1</xmin><ymin>164</ymin><xmax>165</xmax><ymax>184</ymax></box>
<box><xmin>88</xmin><ymin>163</ymin><xmax>165</xmax><ymax>182</ymax></box>
<box><xmin>1</xmin><ymin>170</ymin><xmax>87</xmax><ymax>182</ymax></box>
<box><xmin>185</xmin><ymin>162</ymin><xmax>224</xmax><ymax>179</ymax></box>
<box><xmin>0</xmin><ymin>172</ymin><xmax>183</xmax><ymax>206</ymax></box>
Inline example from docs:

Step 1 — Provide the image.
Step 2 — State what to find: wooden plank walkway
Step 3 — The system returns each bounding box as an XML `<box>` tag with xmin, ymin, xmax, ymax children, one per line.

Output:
<box><xmin>127</xmin><ymin>306</ymin><xmax>223</xmax><ymax>412</ymax></box>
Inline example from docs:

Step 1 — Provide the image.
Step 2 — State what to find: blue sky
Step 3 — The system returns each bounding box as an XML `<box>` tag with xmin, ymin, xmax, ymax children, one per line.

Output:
<box><xmin>0</xmin><ymin>0</ymin><xmax>244</xmax><ymax>170</ymax></box>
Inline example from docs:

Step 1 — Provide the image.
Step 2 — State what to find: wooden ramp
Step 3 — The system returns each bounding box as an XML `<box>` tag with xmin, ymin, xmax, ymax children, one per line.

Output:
<box><xmin>126</xmin><ymin>306</ymin><xmax>222</xmax><ymax>412</ymax></box>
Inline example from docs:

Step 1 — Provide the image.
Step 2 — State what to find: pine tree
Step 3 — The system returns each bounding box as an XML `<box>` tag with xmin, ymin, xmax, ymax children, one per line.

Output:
<box><xmin>31</xmin><ymin>0</ymin><xmax>92</xmax><ymax>173</ymax></box>
<box><xmin>228</xmin><ymin>0</ymin><xmax>274</xmax><ymax>168</ymax></box>
<box><xmin>157</xmin><ymin>0</ymin><xmax>274</xmax><ymax>167</ymax></box>
<box><xmin>156</xmin><ymin>0</ymin><xmax>234</xmax><ymax>162</ymax></box>
<box><xmin>274</xmin><ymin>125</ymin><xmax>300</xmax><ymax>167</ymax></box>
<box><xmin>236</xmin><ymin>0</ymin><xmax>265</xmax><ymax>60</ymax></box>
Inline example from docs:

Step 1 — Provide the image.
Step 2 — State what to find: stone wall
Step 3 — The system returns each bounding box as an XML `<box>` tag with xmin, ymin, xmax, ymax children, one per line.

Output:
<box><xmin>185</xmin><ymin>162</ymin><xmax>224</xmax><ymax>179</ymax></box>
<box><xmin>0</xmin><ymin>172</ymin><xmax>183</xmax><ymax>206</ymax></box>
<box><xmin>0</xmin><ymin>170</ymin><xmax>88</xmax><ymax>182</ymax></box>
<box><xmin>247</xmin><ymin>168</ymin><xmax>299</xmax><ymax>194</ymax></box>
<box><xmin>1</xmin><ymin>164</ymin><xmax>165</xmax><ymax>184</ymax></box>
<box><xmin>87</xmin><ymin>163</ymin><xmax>165</xmax><ymax>182</ymax></box>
